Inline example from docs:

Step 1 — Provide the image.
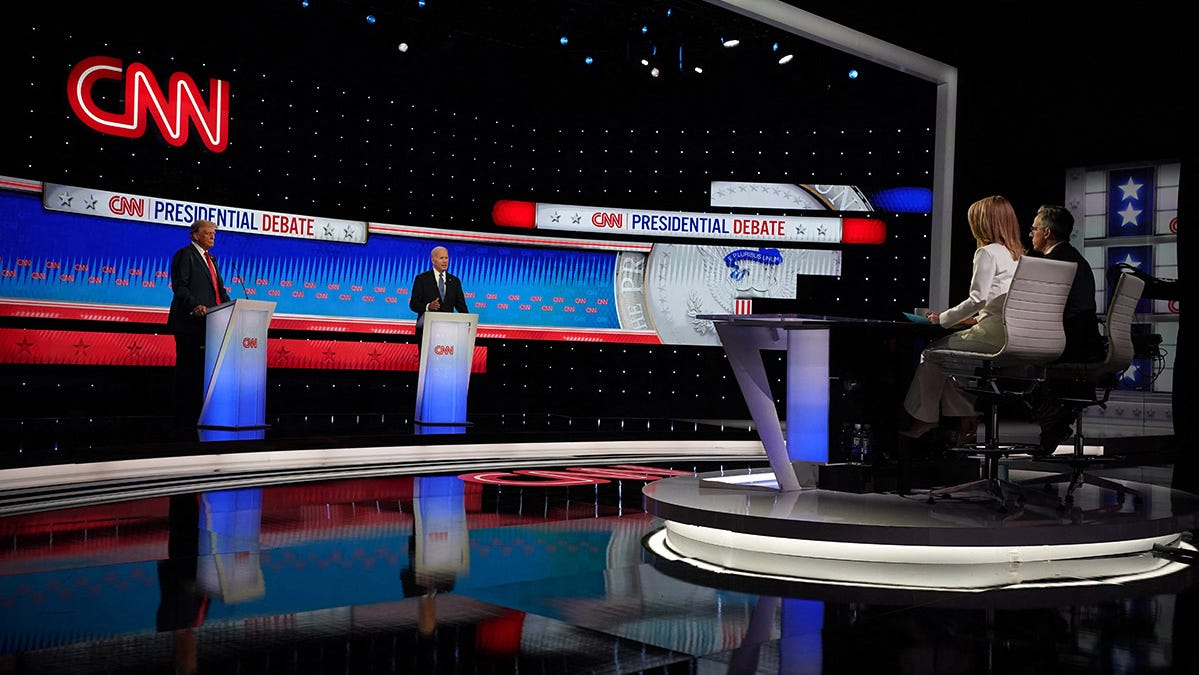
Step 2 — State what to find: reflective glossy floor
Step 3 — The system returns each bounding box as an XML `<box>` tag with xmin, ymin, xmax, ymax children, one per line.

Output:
<box><xmin>1</xmin><ymin>412</ymin><xmax>1194</xmax><ymax>674</ymax></box>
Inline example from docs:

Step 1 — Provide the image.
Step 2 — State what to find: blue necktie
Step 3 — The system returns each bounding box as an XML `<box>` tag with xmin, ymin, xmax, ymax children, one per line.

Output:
<box><xmin>437</xmin><ymin>273</ymin><xmax>445</xmax><ymax>303</ymax></box>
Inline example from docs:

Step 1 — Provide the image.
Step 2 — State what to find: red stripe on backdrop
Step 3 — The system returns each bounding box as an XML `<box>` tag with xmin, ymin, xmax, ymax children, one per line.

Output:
<box><xmin>0</xmin><ymin>302</ymin><xmax>658</xmax><ymax>343</ymax></box>
<box><xmin>0</xmin><ymin>328</ymin><xmax>487</xmax><ymax>372</ymax></box>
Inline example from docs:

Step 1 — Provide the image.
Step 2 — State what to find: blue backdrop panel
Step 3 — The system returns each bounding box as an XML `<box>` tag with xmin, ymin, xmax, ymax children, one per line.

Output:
<box><xmin>1</xmin><ymin>190</ymin><xmax>621</xmax><ymax>330</ymax></box>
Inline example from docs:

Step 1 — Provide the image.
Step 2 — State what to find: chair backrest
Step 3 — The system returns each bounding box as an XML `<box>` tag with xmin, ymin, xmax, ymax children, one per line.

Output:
<box><xmin>993</xmin><ymin>256</ymin><xmax>1076</xmax><ymax>365</ymax></box>
<box><xmin>1096</xmin><ymin>270</ymin><xmax>1146</xmax><ymax>376</ymax></box>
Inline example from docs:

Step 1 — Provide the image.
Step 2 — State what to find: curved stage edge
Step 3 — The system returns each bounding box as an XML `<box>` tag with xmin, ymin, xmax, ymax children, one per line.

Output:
<box><xmin>0</xmin><ymin>438</ymin><xmax>769</xmax><ymax>517</ymax></box>
<box><xmin>642</xmin><ymin>466</ymin><xmax>1199</xmax><ymax>591</ymax></box>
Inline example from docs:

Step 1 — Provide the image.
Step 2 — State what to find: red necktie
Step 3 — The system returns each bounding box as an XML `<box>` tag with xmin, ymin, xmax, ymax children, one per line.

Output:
<box><xmin>204</xmin><ymin>251</ymin><xmax>221</xmax><ymax>300</ymax></box>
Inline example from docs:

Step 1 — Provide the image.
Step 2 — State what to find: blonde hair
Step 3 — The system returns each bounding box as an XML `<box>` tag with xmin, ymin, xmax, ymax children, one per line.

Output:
<box><xmin>967</xmin><ymin>195</ymin><xmax>1024</xmax><ymax>260</ymax></box>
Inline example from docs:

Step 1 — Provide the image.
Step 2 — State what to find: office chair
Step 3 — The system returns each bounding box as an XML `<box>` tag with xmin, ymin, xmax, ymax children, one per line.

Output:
<box><xmin>1020</xmin><ymin>271</ymin><xmax>1146</xmax><ymax>507</ymax></box>
<box><xmin>924</xmin><ymin>256</ymin><xmax>1077</xmax><ymax>509</ymax></box>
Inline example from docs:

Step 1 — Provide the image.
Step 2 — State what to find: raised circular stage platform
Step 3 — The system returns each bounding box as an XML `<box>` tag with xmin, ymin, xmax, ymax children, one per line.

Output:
<box><xmin>643</xmin><ymin>467</ymin><xmax>1199</xmax><ymax>591</ymax></box>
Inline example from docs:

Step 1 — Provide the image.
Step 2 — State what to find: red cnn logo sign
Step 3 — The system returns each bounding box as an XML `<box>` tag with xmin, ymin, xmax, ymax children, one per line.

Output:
<box><xmin>433</xmin><ymin>344</ymin><xmax>454</xmax><ymax>355</ymax></box>
<box><xmin>242</xmin><ymin>337</ymin><xmax>259</xmax><ymax>349</ymax></box>
<box><xmin>108</xmin><ymin>195</ymin><xmax>146</xmax><ymax>218</ymax></box>
<box><xmin>591</xmin><ymin>212</ymin><xmax>623</xmax><ymax>228</ymax></box>
<box><xmin>66</xmin><ymin>56</ymin><xmax>230</xmax><ymax>153</ymax></box>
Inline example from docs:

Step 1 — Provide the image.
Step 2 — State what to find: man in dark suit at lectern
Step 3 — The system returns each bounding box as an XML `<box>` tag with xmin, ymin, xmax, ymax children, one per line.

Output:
<box><xmin>409</xmin><ymin>245</ymin><xmax>468</xmax><ymax>338</ymax></box>
<box><xmin>168</xmin><ymin>219</ymin><xmax>231</xmax><ymax>431</ymax></box>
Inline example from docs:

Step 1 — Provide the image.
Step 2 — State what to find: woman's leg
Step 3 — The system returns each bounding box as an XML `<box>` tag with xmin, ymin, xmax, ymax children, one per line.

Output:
<box><xmin>903</xmin><ymin>359</ymin><xmax>949</xmax><ymax>424</ymax></box>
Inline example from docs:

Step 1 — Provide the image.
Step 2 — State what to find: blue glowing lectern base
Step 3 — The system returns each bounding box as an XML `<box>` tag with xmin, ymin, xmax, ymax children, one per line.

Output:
<box><xmin>198</xmin><ymin>299</ymin><xmax>276</xmax><ymax>430</ymax></box>
<box><xmin>414</xmin><ymin>312</ymin><xmax>478</xmax><ymax>425</ymax></box>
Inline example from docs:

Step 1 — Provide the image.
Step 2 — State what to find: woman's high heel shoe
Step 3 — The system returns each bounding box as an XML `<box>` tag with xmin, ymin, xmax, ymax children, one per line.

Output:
<box><xmin>898</xmin><ymin>419</ymin><xmax>939</xmax><ymax>439</ymax></box>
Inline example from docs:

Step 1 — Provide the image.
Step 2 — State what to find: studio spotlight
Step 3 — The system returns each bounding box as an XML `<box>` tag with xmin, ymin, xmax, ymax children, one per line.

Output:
<box><xmin>300</xmin><ymin>0</ymin><xmax>309</xmax><ymax>7</ymax></box>
<box><xmin>366</xmin><ymin>14</ymin><xmax>376</xmax><ymax>24</ymax></box>
<box><xmin>849</xmin><ymin>69</ymin><xmax>859</xmax><ymax>79</ymax></box>
<box><xmin>641</xmin><ymin>25</ymin><xmax>648</xmax><ymax>34</ymax></box>
<box><xmin>641</xmin><ymin>59</ymin><xmax>650</xmax><ymax>66</ymax></box>
<box><xmin>584</xmin><ymin>56</ymin><xmax>593</xmax><ymax>65</ymax></box>
<box><xmin>560</xmin><ymin>36</ymin><xmax>569</xmax><ymax>45</ymax></box>
<box><xmin>418</xmin><ymin>0</ymin><xmax>426</xmax><ymax>7</ymax></box>
<box><xmin>398</xmin><ymin>43</ymin><xmax>409</xmax><ymax>52</ymax></box>
<box><xmin>721</xmin><ymin>38</ymin><xmax>740</xmax><ymax>48</ymax></box>
<box><xmin>772</xmin><ymin>42</ymin><xmax>779</xmax><ymax>51</ymax></box>
<box><xmin>694</xmin><ymin>66</ymin><xmax>703</xmax><ymax>74</ymax></box>
<box><xmin>650</xmin><ymin>67</ymin><xmax>660</xmax><ymax>77</ymax></box>
<box><xmin>778</xmin><ymin>54</ymin><xmax>793</xmax><ymax>65</ymax></box>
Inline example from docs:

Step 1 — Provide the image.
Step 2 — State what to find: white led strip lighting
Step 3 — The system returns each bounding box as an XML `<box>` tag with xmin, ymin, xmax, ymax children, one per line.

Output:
<box><xmin>651</xmin><ymin>522</ymin><xmax>1190</xmax><ymax>591</ymax></box>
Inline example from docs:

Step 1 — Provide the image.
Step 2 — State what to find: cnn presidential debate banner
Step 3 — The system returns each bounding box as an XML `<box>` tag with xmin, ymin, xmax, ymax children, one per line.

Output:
<box><xmin>0</xmin><ymin>178</ymin><xmax>858</xmax><ymax>370</ymax></box>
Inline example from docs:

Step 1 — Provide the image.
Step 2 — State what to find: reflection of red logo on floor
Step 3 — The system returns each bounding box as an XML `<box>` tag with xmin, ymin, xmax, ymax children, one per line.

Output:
<box><xmin>459</xmin><ymin>464</ymin><xmax>693</xmax><ymax>486</ymax></box>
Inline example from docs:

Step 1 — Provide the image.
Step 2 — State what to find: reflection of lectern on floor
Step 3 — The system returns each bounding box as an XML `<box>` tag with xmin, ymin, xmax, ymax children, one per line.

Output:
<box><xmin>199</xmin><ymin>299</ymin><xmax>276</xmax><ymax>430</ymax></box>
<box><xmin>197</xmin><ymin>488</ymin><xmax>266</xmax><ymax>604</ymax></box>
<box><xmin>415</xmin><ymin>313</ymin><xmax>478</xmax><ymax>425</ymax></box>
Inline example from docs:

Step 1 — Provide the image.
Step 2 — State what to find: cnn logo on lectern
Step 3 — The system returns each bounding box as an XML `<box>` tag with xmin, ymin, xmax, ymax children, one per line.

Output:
<box><xmin>433</xmin><ymin>345</ymin><xmax>454</xmax><ymax>355</ymax></box>
<box><xmin>242</xmin><ymin>337</ymin><xmax>259</xmax><ymax>349</ymax></box>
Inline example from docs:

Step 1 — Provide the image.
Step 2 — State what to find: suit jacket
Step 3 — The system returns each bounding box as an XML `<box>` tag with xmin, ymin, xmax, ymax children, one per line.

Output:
<box><xmin>409</xmin><ymin>269</ymin><xmax>468</xmax><ymax>331</ymax></box>
<box><xmin>1030</xmin><ymin>243</ymin><xmax>1104</xmax><ymax>362</ymax></box>
<box><xmin>168</xmin><ymin>244</ymin><xmax>231</xmax><ymax>338</ymax></box>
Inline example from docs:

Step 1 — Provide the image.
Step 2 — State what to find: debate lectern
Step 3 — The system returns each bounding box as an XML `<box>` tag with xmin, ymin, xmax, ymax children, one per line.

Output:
<box><xmin>199</xmin><ymin>299</ymin><xmax>276</xmax><ymax>430</ymax></box>
<box><xmin>415</xmin><ymin>312</ymin><xmax>478</xmax><ymax>425</ymax></box>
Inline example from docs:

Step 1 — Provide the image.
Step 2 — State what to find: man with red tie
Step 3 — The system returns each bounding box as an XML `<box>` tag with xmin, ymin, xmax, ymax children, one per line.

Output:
<box><xmin>168</xmin><ymin>219</ymin><xmax>231</xmax><ymax>431</ymax></box>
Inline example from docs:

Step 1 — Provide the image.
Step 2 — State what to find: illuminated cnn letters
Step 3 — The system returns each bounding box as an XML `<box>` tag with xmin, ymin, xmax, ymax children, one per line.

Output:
<box><xmin>66</xmin><ymin>56</ymin><xmax>230</xmax><ymax>153</ymax></box>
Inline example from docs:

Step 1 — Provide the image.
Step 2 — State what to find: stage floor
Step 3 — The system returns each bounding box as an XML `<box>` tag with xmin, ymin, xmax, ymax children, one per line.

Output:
<box><xmin>0</xmin><ymin>414</ymin><xmax>1193</xmax><ymax>674</ymax></box>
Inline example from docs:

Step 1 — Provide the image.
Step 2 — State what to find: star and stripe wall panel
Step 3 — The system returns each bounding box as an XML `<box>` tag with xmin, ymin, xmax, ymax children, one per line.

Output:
<box><xmin>1065</xmin><ymin>162</ymin><xmax>1180</xmax><ymax>394</ymax></box>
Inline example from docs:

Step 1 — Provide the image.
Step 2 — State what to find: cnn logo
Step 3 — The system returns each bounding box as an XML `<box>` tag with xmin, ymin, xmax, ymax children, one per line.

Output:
<box><xmin>67</xmin><ymin>56</ymin><xmax>230</xmax><ymax>152</ymax></box>
<box><xmin>242</xmin><ymin>337</ymin><xmax>259</xmax><ymax>349</ymax></box>
<box><xmin>433</xmin><ymin>345</ymin><xmax>454</xmax><ymax>355</ymax></box>
<box><xmin>591</xmin><ymin>212</ymin><xmax>623</xmax><ymax>228</ymax></box>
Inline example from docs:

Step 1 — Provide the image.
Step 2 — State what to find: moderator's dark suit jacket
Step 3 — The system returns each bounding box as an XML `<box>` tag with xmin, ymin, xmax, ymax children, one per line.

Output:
<box><xmin>168</xmin><ymin>244</ymin><xmax>231</xmax><ymax>338</ymax></box>
<box><xmin>1030</xmin><ymin>242</ymin><xmax>1104</xmax><ymax>363</ymax></box>
<box><xmin>409</xmin><ymin>269</ymin><xmax>468</xmax><ymax>331</ymax></box>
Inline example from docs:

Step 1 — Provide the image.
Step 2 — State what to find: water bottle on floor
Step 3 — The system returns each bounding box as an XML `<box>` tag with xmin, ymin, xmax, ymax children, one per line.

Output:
<box><xmin>859</xmin><ymin>424</ymin><xmax>872</xmax><ymax>465</ymax></box>
<box><xmin>849</xmin><ymin>423</ymin><xmax>863</xmax><ymax>464</ymax></box>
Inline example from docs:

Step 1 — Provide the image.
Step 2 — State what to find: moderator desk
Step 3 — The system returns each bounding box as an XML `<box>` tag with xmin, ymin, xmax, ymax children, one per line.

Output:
<box><xmin>700</xmin><ymin>313</ymin><xmax>928</xmax><ymax>491</ymax></box>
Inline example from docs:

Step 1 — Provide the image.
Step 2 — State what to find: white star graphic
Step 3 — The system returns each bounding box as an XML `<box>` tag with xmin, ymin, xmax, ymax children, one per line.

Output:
<box><xmin>1117</xmin><ymin>177</ymin><xmax>1143</xmax><ymax>201</ymax></box>
<box><xmin>1117</xmin><ymin>254</ymin><xmax>1141</xmax><ymax>269</ymax></box>
<box><xmin>1119</xmin><ymin>364</ymin><xmax>1139</xmax><ymax>384</ymax></box>
<box><xmin>1118</xmin><ymin>203</ymin><xmax>1143</xmax><ymax>226</ymax></box>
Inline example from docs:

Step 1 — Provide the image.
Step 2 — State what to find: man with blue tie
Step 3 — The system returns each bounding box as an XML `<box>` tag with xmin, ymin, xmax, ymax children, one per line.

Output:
<box><xmin>409</xmin><ymin>245</ymin><xmax>468</xmax><ymax>335</ymax></box>
<box><xmin>168</xmin><ymin>219</ymin><xmax>231</xmax><ymax>431</ymax></box>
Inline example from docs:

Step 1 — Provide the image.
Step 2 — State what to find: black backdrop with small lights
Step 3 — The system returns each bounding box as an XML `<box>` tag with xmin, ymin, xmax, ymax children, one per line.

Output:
<box><xmin>1</xmin><ymin>1</ymin><xmax>940</xmax><ymax>427</ymax></box>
